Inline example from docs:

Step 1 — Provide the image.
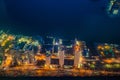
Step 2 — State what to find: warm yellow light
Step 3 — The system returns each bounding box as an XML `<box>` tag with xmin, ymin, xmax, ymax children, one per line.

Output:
<box><xmin>1</xmin><ymin>40</ymin><xmax>7</xmax><ymax>46</ymax></box>
<box><xmin>103</xmin><ymin>59</ymin><xmax>113</xmax><ymax>64</ymax></box>
<box><xmin>79</xmin><ymin>57</ymin><xmax>83</xmax><ymax>61</ymax></box>
<box><xmin>114</xmin><ymin>64</ymin><xmax>120</xmax><ymax>68</ymax></box>
<box><xmin>5</xmin><ymin>48</ymin><xmax>9</xmax><ymax>52</ymax></box>
<box><xmin>74</xmin><ymin>45</ymin><xmax>80</xmax><ymax>52</ymax></box>
<box><xmin>35</xmin><ymin>55</ymin><xmax>46</xmax><ymax>60</ymax></box>
<box><xmin>104</xmin><ymin>64</ymin><xmax>113</xmax><ymax>68</ymax></box>
<box><xmin>92</xmin><ymin>62</ymin><xmax>96</xmax><ymax>64</ymax></box>
<box><xmin>97</xmin><ymin>45</ymin><xmax>102</xmax><ymax>50</ymax></box>
<box><xmin>3</xmin><ymin>54</ymin><xmax>12</xmax><ymax>67</ymax></box>
<box><xmin>76</xmin><ymin>41</ymin><xmax>80</xmax><ymax>45</ymax></box>
<box><xmin>9</xmin><ymin>44</ymin><xmax>13</xmax><ymax>48</ymax></box>
<box><xmin>115</xmin><ymin>50</ymin><xmax>119</xmax><ymax>53</ymax></box>
<box><xmin>104</xmin><ymin>45</ymin><xmax>110</xmax><ymax>50</ymax></box>
<box><xmin>22</xmin><ymin>56</ymin><xmax>25</xmax><ymax>60</ymax></box>
<box><xmin>50</xmin><ymin>65</ymin><xmax>52</xmax><ymax>69</ymax></box>
<box><xmin>17</xmin><ymin>61</ymin><xmax>21</xmax><ymax>65</ymax></box>
<box><xmin>100</xmin><ymin>52</ymin><xmax>105</xmax><ymax>56</ymax></box>
<box><xmin>7</xmin><ymin>36</ymin><xmax>14</xmax><ymax>41</ymax></box>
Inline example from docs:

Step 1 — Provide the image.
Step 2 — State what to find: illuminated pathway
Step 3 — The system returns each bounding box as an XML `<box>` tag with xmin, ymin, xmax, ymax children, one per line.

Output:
<box><xmin>0</xmin><ymin>65</ymin><xmax>120</xmax><ymax>77</ymax></box>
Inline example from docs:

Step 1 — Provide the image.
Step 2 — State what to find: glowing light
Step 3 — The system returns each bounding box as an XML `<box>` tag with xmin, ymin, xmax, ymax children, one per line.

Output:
<box><xmin>103</xmin><ymin>59</ymin><xmax>113</xmax><ymax>64</ymax></box>
<box><xmin>97</xmin><ymin>45</ymin><xmax>102</xmax><ymax>49</ymax></box>
<box><xmin>114</xmin><ymin>64</ymin><xmax>120</xmax><ymax>68</ymax></box>
<box><xmin>90</xmin><ymin>64</ymin><xmax>95</xmax><ymax>68</ymax></box>
<box><xmin>115</xmin><ymin>50</ymin><xmax>119</xmax><ymax>53</ymax></box>
<box><xmin>1</xmin><ymin>40</ymin><xmax>7</xmax><ymax>46</ymax></box>
<box><xmin>35</xmin><ymin>55</ymin><xmax>46</xmax><ymax>60</ymax></box>
<box><xmin>3</xmin><ymin>54</ymin><xmax>13</xmax><ymax>67</ymax></box>
<box><xmin>5</xmin><ymin>48</ymin><xmax>9</xmax><ymax>52</ymax></box>
<box><xmin>50</xmin><ymin>65</ymin><xmax>52</xmax><ymax>69</ymax></box>
<box><xmin>55</xmin><ymin>42</ymin><xmax>58</xmax><ymax>45</ymax></box>
<box><xmin>7</xmin><ymin>36</ymin><xmax>14</xmax><ymax>40</ymax></box>
<box><xmin>100</xmin><ymin>52</ymin><xmax>105</xmax><ymax>56</ymax></box>
<box><xmin>74</xmin><ymin>45</ymin><xmax>80</xmax><ymax>52</ymax></box>
<box><xmin>113</xmin><ymin>9</ymin><xmax>119</xmax><ymax>15</ymax></box>
<box><xmin>105</xmin><ymin>64</ymin><xmax>112</xmax><ymax>68</ymax></box>
<box><xmin>104</xmin><ymin>45</ymin><xmax>110</xmax><ymax>50</ymax></box>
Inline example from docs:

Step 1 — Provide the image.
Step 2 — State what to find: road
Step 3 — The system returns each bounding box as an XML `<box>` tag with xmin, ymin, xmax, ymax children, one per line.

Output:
<box><xmin>0</xmin><ymin>65</ymin><xmax>120</xmax><ymax>77</ymax></box>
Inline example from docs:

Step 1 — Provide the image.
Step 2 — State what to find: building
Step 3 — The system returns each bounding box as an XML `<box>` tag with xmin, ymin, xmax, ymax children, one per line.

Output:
<box><xmin>96</xmin><ymin>43</ymin><xmax>120</xmax><ymax>58</ymax></box>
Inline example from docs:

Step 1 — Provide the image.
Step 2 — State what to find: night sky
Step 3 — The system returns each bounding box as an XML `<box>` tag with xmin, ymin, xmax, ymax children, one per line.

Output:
<box><xmin>0</xmin><ymin>0</ymin><xmax>120</xmax><ymax>44</ymax></box>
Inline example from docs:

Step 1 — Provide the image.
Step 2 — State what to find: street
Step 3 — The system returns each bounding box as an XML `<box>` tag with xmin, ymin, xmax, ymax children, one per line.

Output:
<box><xmin>0</xmin><ymin>65</ymin><xmax>120</xmax><ymax>77</ymax></box>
